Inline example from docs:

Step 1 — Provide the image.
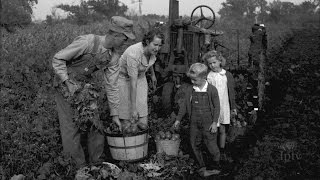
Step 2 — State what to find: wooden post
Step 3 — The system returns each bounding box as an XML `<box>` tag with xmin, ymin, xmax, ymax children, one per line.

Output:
<box><xmin>248</xmin><ymin>24</ymin><xmax>267</xmax><ymax>110</ymax></box>
<box><xmin>237</xmin><ymin>29</ymin><xmax>240</xmax><ymax>68</ymax></box>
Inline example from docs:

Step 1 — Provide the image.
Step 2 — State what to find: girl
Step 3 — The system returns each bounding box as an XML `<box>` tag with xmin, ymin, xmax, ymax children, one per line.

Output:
<box><xmin>203</xmin><ymin>50</ymin><xmax>237</xmax><ymax>161</ymax></box>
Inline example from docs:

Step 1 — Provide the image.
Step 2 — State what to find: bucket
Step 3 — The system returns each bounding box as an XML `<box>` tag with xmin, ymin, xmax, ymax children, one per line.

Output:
<box><xmin>156</xmin><ymin>139</ymin><xmax>181</xmax><ymax>156</ymax></box>
<box><xmin>106</xmin><ymin>129</ymin><xmax>148</xmax><ymax>161</ymax></box>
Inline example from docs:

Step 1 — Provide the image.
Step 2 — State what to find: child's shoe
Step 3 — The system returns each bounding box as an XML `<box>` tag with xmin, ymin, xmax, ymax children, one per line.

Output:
<box><xmin>208</xmin><ymin>162</ymin><xmax>230</xmax><ymax>177</ymax></box>
<box><xmin>203</xmin><ymin>169</ymin><xmax>221</xmax><ymax>177</ymax></box>
<box><xmin>198</xmin><ymin>167</ymin><xmax>221</xmax><ymax>177</ymax></box>
<box><xmin>197</xmin><ymin>167</ymin><xmax>206</xmax><ymax>177</ymax></box>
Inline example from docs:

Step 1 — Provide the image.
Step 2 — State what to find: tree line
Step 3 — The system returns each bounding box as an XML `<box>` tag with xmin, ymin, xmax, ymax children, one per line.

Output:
<box><xmin>219</xmin><ymin>0</ymin><xmax>319</xmax><ymax>23</ymax></box>
<box><xmin>1</xmin><ymin>0</ymin><xmax>319</xmax><ymax>32</ymax></box>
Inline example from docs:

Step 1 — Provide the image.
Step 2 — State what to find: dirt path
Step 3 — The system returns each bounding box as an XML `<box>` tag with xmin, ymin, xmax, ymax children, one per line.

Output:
<box><xmin>230</xmin><ymin>27</ymin><xmax>320</xmax><ymax>179</ymax></box>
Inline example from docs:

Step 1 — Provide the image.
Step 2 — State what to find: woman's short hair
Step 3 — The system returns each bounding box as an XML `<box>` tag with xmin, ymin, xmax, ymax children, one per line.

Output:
<box><xmin>187</xmin><ymin>63</ymin><xmax>208</xmax><ymax>79</ymax></box>
<box><xmin>142</xmin><ymin>29</ymin><xmax>165</xmax><ymax>46</ymax></box>
<box><xmin>202</xmin><ymin>50</ymin><xmax>226</xmax><ymax>67</ymax></box>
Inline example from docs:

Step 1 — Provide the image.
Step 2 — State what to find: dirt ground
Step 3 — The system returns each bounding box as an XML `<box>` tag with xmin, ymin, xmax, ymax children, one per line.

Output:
<box><xmin>220</xmin><ymin>26</ymin><xmax>320</xmax><ymax>180</ymax></box>
<box><xmin>102</xmin><ymin>26</ymin><xmax>320</xmax><ymax>180</ymax></box>
<box><xmin>2</xmin><ymin>25</ymin><xmax>319</xmax><ymax>180</ymax></box>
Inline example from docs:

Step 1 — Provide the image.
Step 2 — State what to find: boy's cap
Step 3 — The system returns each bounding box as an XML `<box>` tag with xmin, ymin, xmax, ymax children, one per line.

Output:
<box><xmin>109</xmin><ymin>16</ymin><xmax>136</xmax><ymax>40</ymax></box>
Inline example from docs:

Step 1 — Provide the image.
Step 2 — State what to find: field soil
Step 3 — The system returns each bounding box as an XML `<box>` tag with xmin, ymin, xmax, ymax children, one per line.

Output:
<box><xmin>223</xmin><ymin>26</ymin><xmax>320</xmax><ymax>180</ymax></box>
<box><xmin>2</xmin><ymin>25</ymin><xmax>319</xmax><ymax>180</ymax></box>
<box><xmin>109</xmin><ymin>26</ymin><xmax>320</xmax><ymax>180</ymax></box>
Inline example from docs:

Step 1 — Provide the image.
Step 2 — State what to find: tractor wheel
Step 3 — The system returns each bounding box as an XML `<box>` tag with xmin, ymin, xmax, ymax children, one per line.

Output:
<box><xmin>161</xmin><ymin>82</ymin><xmax>175</xmax><ymax>114</ymax></box>
<box><xmin>190</xmin><ymin>5</ymin><xmax>216</xmax><ymax>29</ymax></box>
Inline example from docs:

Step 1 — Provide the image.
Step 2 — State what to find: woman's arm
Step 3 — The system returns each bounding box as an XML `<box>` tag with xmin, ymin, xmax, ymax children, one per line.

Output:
<box><xmin>149</xmin><ymin>65</ymin><xmax>157</xmax><ymax>90</ymax></box>
<box><xmin>126</xmin><ymin>51</ymin><xmax>140</xmax><ymax>120</ymax></box>
<box><xmin>104</xmin><ymin>52</ymin><xmax>120</xmax><ymax>116</ymax></box>
<box><xmin>130</xmin><ymin>73</ymin><xmax>138</xmax><ymax>119</ymax></box>
<box><xmin>150</xmin><ymin>65</ymin><xmax>155</xmax><ymax>77</ymax></box>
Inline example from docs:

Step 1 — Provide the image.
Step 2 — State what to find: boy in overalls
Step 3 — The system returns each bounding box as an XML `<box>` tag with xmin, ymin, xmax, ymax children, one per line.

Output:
<box><xmin>174</xmin><ymin>63</ymin><xmax>223</xmax><ymax>177</ymax></box>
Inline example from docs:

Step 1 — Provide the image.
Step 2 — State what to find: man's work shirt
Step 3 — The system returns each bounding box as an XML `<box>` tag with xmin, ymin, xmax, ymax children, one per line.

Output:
<box><xmin>52</xmin><ymin>34</ymin><xmax>120</xmax><ymax>116</ymax></box>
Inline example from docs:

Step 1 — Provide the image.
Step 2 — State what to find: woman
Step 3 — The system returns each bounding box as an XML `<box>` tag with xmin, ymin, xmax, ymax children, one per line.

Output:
<box><xmin>118</xmin><ymin>29</ymin><xmax>164</xmax><ymax>125</ymax></box>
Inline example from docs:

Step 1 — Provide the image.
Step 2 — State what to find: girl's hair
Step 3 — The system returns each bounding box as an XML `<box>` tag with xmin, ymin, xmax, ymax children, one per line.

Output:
<box><xmin>142</xmin><ymin>29</ymin><xmax>165</xmax><ymax>46</ymax></box>
<box><xmin>202</xmin><ymin>50</ymin><xmax>226</xmax><ymax>67</ymax></box>
<box><xmin>187</xmin><ymin>63</ymin><xmax>208</xmax><ymax>79</ymax></box>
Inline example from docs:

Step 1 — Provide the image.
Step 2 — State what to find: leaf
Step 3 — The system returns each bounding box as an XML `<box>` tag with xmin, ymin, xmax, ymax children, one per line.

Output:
<box><xmin>147</xmin><ymin>172</ymin><xmax>162</xmax><ymax>177</ymax></box>
<box><xmin>10</xmin><ymin>174</ymin><xmax>25</xmax><ymax>180</ymax></box>
<box><xmin>284</xmin><ymin>94</ymin><xmax>294</xmax><ymax>102</ymax></box>
<box><xmin>101</xmin><ymin>169</ymin><xmax>109</xmax><ymax>178</ymax></box>
<box><xmin>246</xmin><ymin>101</ymin><xmax>253</xmax><ymax>106</ymax></box>
<box><xmin>288</xmin><ymin>68</ymin><xmax>294</xmax><ymax>74</ymax></box>
<box><xmin>37</xmin><ymin>174</ymin><xmax>46</xmax><ymax>180</ymax></box>
<box><xmin>75</xmin><ymin>173</ymin><xmax>91</xmax><ymax>180</ymax></box>
<box><xmin>313</xmin><ymin>109</ymin><xmax>320</xmax><ymax>116</ymax></box>
<box><xmin>38</xmin><ymin>162</ymin><xmax>52</xmax><ymax>175</ymax></box>
<box><xmin>117</xmin><ymin>170</ymin><xmax>139</xmax><ymax>180</ymax></box>
<box><xmin>89</xmin><ymin>102</ymin><xmax>98</xmax><ymax>110</ymax></box>
<box><xmin>89</xmin><ymin>90</ymin><xmax>99</xmax><ymax>98</ymax></box>
<box><xmin>139</xmin><ymin>162</ymin><xmax>162</xmax><ymax>171</ymax></box>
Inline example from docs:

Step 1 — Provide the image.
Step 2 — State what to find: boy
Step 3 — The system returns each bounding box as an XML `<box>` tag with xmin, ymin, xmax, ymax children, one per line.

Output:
<box><xmin>173</xmin><ymin>63</ymin><xmax>222</xmax><ymax>177</ymax></box>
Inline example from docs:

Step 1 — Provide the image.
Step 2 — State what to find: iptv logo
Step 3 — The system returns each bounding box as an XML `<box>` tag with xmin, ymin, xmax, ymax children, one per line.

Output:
<box><xmin>278</xmin><ymin>140</ymin><xmax>301</xmax><ymax>162</ymax></box>
<box><xmin>280</xmin><ymin>151</ymin><xmax>302</xmax><ymax>162</ymax></box>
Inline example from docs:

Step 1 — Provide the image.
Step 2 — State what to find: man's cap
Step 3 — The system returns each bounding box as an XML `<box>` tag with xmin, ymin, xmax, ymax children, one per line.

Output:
<box><xmin>109</xmin><ymin>16</ymin><xmax>136</xmax><ymax>40</ymax></box>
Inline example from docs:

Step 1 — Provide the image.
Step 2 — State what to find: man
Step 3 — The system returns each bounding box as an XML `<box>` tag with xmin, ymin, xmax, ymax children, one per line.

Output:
<box><xmin>52</xmin><ymin>16</ymin><xmax>135</xmax><ymax>167</ymax></box>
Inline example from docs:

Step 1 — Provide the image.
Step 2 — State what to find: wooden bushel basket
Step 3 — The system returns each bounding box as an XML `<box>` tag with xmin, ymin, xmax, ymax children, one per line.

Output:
<box><xmin>156</xmin><ymin>139</ymin><xmax>181</xmax><ymax>156</ymax></box>
<box><xmin>106</xmin><ymin>129</ymin><xmax>148</xmax><ymax>161</ymax></box>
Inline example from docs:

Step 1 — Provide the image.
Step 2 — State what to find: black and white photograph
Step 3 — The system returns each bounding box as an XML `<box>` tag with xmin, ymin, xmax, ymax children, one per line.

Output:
<box><xmin>1</xmin><ymin>0</ymin><xmax>319</xmax><ymax>179</ymax></box>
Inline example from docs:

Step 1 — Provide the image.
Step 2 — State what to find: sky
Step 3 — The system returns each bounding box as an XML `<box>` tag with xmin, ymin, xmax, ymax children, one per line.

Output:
<box><xmin>32</xmin><ymin>0</ymin><xmax>306</xmax><ymax>21</ymax></box>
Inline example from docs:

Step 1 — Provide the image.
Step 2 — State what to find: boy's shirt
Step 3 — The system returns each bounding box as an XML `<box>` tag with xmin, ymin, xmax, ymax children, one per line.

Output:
<box><xmin>193</xmin><ymin>80</ymin><xmax>208</xmax><ymax>92</ymax></box>
<box><xmin>176</xmin><ymin>83</ymin><xmax>220</xmax><ymax>123</ymax></box>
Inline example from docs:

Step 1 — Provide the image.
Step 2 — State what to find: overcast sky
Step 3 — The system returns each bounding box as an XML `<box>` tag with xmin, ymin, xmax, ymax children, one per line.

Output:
<box><xmin>32</xmin><ymin>0</ymin><xmax>305</xmax><ymax>21</ymax></box>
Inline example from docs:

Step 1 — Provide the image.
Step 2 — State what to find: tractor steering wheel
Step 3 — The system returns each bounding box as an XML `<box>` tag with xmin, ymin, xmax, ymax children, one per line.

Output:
<box><xmin>190</xmin><ymin>5</ymin><xmax>215</xmax><ymax>29</ymax></box>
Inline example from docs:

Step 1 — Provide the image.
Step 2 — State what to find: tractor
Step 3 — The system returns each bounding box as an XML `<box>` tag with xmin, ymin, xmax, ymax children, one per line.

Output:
<box><xmin>153</xmin><ymin>0</ymin><xmax>223</xmax><ymax>114</ymax></box>
<box><xmin>152</xmin><ymin>0</ymin><xmax>266</xmax><ymax>120</ymax></box>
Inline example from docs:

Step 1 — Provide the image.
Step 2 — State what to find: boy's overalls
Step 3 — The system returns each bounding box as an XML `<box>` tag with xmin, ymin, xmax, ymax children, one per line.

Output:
<box><xmin>190</xmin><ymin>91</ymin><xmax>220</xmax><ymax>168</ymax></box>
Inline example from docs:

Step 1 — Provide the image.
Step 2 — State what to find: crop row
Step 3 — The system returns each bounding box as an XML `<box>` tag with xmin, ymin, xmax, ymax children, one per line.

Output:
<box><xmin>0</xmin><ymin>19</ymin><xmax>294</xmax><ymax>179</ymax></box>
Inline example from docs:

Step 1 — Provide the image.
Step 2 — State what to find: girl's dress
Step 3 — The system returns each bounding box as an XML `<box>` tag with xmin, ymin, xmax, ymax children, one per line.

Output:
<box><xmin>207</xmin><ymin>69</ymin><xmax>230</xmax><ymax>126</ymax></box>
<box><xmin>118</xmin><ymin>42</ymin><xmax>156</xmax><ymax>119</ymax></box>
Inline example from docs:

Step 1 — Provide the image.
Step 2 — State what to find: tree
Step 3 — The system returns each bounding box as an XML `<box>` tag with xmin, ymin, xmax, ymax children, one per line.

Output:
<box><xmin>218</xmin><ymin>0</ymin><xmax>265</xmax><ymax>23</ymax></box>
<box><xmin>268</xmin><ymin>0</ymin><xmax>296</xmax><ymax>23</ymax></box>
<box><xmin>269</xmin><ymin>1</ymin><xmax>296</xmax><ymax>16</ymax></box>
<box><xmin>256</xmin><ymin>0</ymin><xmax>269</xmax><ymax>23</ymax></box>
<box><xmin>1</xmin><ymin>0</ymin><xmax>38</xmax><ymax>32</ymax></box>
<box><xmin>57</xmin><ymin>0</ymin><xmax>92</xmax><ymax>25</ymax></box>
<box><xmin>280</xmin><ymin>2</ymin><xmax>296</xmax><ymax>15</ymax></box>
<box><xmin>57</xmin><ymin>0</ymin><xmax>128</xmax><ymax>25</ymax></box>
<box><xmin>298</xmin><ymin>1</ymin><xmax>318</xmax><ymax>14</ymax></box>
<box><xmin>219</xmin><ymin>0</ymin><xmax>248</xmax><ymax>20</ymax></box>
<box><xmin>86</xmin><ymin>0</ymin><xmax>128</xmax><ymax>18</ymax></box>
